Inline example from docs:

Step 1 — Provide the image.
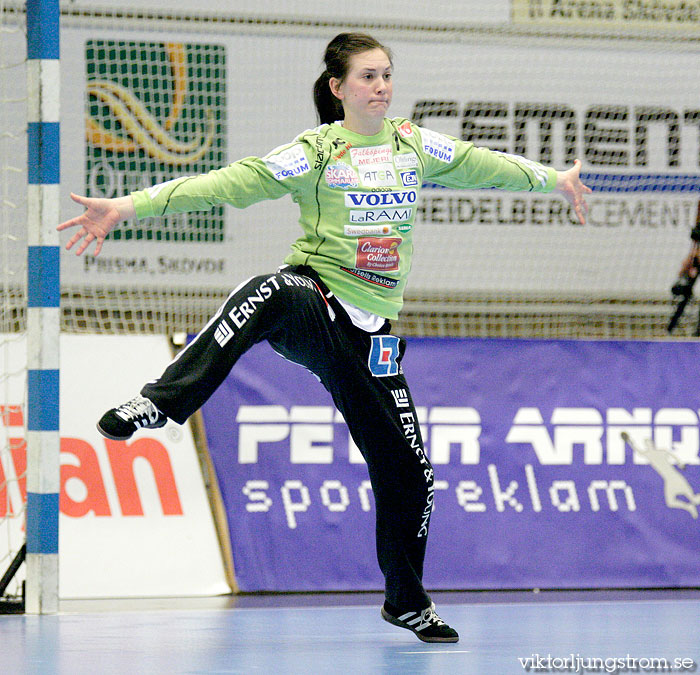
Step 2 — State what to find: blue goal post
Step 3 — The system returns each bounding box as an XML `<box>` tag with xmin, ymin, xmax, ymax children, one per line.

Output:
<box><xmin>25</xmin><ymin>0</ymin><xmax>60</xmax><ymax>615</ymax></box>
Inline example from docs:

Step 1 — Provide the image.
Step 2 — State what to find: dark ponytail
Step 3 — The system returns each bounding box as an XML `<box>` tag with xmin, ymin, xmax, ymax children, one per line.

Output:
<box><xmin>313</xmin><ymin>70</ymin><xmax>344</xmax><ymax>126</ymax></box>
<box><xmin>313</xmin><ymin>32</ymin><xmax>393</xmax><ymax>126</ymax></box>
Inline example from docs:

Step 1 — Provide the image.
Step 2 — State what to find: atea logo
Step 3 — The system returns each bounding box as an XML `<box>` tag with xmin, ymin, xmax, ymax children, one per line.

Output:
<box><xmin>368</xmin><ymin>335</ymin><xmax>401</xmax><ymax>377</ymax></box>
<box><xmin>344</xmin><ymin>190</ymin><xmax>417</xmax><ymax>207</ymax></box>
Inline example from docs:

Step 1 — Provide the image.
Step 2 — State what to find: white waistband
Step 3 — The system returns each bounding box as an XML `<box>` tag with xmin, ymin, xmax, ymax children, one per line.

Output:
<box><xmin>335</xmin><ymin>296</ymin><xmax>387</xmax><ymax>332</ymax></box>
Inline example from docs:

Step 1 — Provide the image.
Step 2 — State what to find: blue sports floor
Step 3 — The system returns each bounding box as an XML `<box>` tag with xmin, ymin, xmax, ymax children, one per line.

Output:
<box><xmin>2</xmin><ymin>590</ymin><xmax>700</xmax><ymax>674</ymax></box>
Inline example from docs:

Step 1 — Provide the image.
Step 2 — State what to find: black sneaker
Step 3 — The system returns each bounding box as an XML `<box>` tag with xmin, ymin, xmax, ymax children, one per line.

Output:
<box><xmin>97</xmin><ymin>395</ymin><xmax>167</xmax><ymax>441</ymax></box>
<box><xmin>381</xmin><ymin>602</ymin><xmax>459</xmax><ymax>643</ymax></box>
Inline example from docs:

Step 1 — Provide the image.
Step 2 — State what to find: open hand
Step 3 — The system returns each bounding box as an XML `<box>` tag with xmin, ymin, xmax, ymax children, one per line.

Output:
<box><xmin>555</xmin><ymin>159</ymin><xmax>592</xmax><ymax>225</ymax></box>
<box><xmin>56</xmin><ymin>193</ymin><xmax>134</xmax><ymax>256</ymax></box>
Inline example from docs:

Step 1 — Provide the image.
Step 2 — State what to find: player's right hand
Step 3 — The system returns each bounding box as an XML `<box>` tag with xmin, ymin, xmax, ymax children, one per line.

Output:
<box><xmin>56</xmin><ymin>193</ymin><xmax>132</xmax><ymax>257</ymax></box>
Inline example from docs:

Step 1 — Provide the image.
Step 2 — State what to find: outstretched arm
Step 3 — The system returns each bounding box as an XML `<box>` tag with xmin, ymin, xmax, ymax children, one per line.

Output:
<box><xmin>553</xmin><ymin>159</ymin><xmax>592</xmax><ymax>226</ymax></box>
<box><xmin>679</xmin><ymin>245</ymin><xmax>699</xmax><ymax>279</ymax></box>
<box><xmin>56</xmin><ymin>192</ymin><xmax>135</xmax><ymax>256</ymax></box>
<box><xmin>418</xmin><ymin>131</ymin><xmax>592</xmax><ymax>223</ymax></box>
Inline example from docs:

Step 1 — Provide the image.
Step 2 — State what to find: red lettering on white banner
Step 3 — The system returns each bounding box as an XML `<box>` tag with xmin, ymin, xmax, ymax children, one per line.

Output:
<box><xmin>0</xmin><ymin>412</ymin><xmax>183</xmax><ymax>518</ymax></box>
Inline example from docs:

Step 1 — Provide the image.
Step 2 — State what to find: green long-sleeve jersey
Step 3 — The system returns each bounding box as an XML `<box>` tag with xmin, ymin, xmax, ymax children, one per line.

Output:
<box><xmin>131</xmin><ymin>117</ymin><xmax>557</xmax><ymax>319</ymax></box>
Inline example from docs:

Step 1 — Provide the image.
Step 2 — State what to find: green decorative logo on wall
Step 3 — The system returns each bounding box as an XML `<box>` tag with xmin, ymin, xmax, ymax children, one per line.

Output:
<box><xmin>85</xmin><ymin>41</ymin><xmax>226</xmax><ymax>242</ymax></box>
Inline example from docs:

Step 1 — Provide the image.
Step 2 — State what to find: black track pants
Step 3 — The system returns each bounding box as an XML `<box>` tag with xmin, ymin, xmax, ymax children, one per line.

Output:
<box><xmin>141</xmin><ymin>265</ymin><xmax>434</xmax><ymax>610</ymax></box>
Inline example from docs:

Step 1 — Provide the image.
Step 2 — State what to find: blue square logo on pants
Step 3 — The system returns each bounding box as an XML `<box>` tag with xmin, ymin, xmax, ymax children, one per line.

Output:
<box><xmin>368</xmin><ymin>335</ymin><xmax>401</xmax><ymax>377</ymax></box>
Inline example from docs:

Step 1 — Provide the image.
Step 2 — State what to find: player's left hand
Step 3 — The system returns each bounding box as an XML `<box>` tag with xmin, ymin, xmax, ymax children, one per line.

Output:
<box><xmin>554</xmin><ymin>159</ymin><xmax>592</xmax><ymax>225</ymax></box>
<box><xmin>679</xmin><ymin>244</ymin><xmax>700</xmax><ymax>279</ymax></box>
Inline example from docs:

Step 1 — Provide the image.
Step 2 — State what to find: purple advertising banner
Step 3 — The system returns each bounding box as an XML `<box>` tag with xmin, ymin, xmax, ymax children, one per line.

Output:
<box><xmin>199</xmin><ymin>338</ymin><xmax>700</xmax><ymax>592</ymax></box>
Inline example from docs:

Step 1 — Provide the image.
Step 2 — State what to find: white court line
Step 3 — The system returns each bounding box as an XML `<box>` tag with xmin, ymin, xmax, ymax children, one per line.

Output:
<box><xmin>399</xmin><ymin>650</ymin><xmax>472</xmax><ymax>654</ymax></box>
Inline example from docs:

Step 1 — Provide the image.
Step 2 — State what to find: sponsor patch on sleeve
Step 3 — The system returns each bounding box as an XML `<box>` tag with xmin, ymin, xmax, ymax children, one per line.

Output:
<box><xmin>397</xmin><ymin>121</ymin><xmax>414</xmax><ymax>137</ymax></box>
<box><xmin>420</xmin><ymin>128</ymin><xmax>455</xmax><ymax>163</ymax></box>
<box><xmin>263</xmin><ymin>144</ymin><xmax>311</xmax><ymax>180</ymax></box>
